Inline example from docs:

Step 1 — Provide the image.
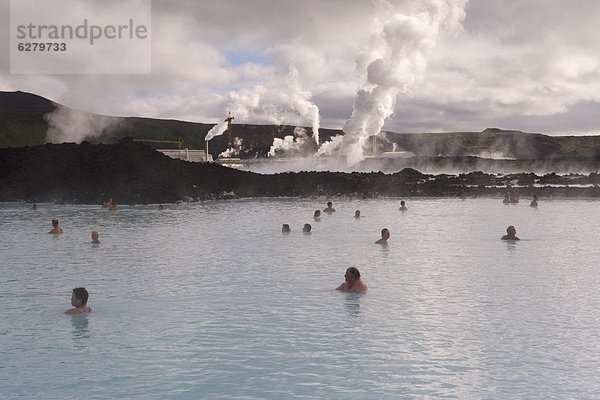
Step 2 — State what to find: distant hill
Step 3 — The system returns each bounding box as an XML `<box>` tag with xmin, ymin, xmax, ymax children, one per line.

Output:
<box><xmin>0</xmin><ymin>91</ymin><xmax>57</xmax><ymax>147</ymax></box>
<box><xmin>1</xmin><ymin>90</ymin><xmax>599</xmax><ymax>160</ymax></box>
<box><xmin>381</xmin><ymin>128</ymin><xmax>600</xmax><ymax>160</ymax></box>
<box><xmin>0</xmin><ymin>90</ymin><xmax>341</xmax><ymax>157</ymax></box>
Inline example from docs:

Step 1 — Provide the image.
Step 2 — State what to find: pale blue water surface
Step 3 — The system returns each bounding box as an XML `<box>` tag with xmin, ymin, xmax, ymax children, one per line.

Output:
<box><xmin>1</xmin><ymin>198</ymin><xmax>600</xmax><ymax>399</ymax></box>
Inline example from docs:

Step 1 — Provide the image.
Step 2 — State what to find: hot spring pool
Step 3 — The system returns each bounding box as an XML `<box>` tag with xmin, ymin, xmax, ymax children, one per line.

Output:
<box><xmin>1</xmin><ymin>197</ymin><xmax>599</xmax><ymax>399</ymax></box>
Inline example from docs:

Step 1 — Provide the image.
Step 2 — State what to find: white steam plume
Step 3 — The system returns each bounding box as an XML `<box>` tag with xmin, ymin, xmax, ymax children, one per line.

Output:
<box><xmin>316</xmin><ymin>134</ymin><xmax>344</xmax><ymax>157</ymax></box>
<box><xmin>205</xmin><ymin>119</ymin><xmax>229</xmax><ymax>141</ymax></box>
<box><xmin>227</xmin><ymin>67</ymin><xmax>320</xmax><ymax>144</ymax></box>
<box><xmin>45</xmin><ymin>106</ymin><xmax>121</xmax><ymax>143</ymax></box>
<box><xmin>334</xmin><ymin>0</ymin><xmax>468</xmax><ymax>166</ymax></box>
<box><xmin>220</xmin><ymin>137</ymin><xmax>243</xmax><ymax>158</ymax></box>
<box><xmin>287</xmin><ymin>69</ymin><xmax>321</xmax><ymax>145</ymax></box>
<box><xmin>268</xmin><ymin>127</ymin><xmax>308</xmax><ymax>157</ymax></box>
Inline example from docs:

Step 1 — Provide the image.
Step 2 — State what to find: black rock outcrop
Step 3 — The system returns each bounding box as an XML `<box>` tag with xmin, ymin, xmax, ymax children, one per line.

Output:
<box><xmin>1</xmin><ymin>142</ymin><xmax>599</xmax><ymax>204</ymax></box>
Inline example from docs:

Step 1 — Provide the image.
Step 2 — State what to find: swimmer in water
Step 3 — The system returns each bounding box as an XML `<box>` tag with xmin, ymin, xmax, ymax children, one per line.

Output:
<box><xmin>354</xmin><ymin>210</ymin><xmax>361</xmax><ymax>218</ymax></box>
<box><xmin>530</xmin><ymin>194</ymin><xmax>538</xmax><ymax>208</ymax></box>
<box><xmin>510</xmin><ymin>191</ymin><xmax>519</xmax><ymax>204</ymax></box>
<box><xmin>323</xmin><ymin>201</ymin><xmax>336</xmax><ymax>214</ymax></box>
<box><xmin>31</xmin><ymin>203</ymin><xmax>37</xmax><ymax>210</ymax></box>
<box><xmin>303</xmin><ymin>223</ymin><xmax>312</xmax><ymax>233</ymax></box>
<box><xmin>282</xmin><ymin>224</ymin><xmax>291</xmax><ymax>234</ymax></box>
<box><xmin>48</xmin><ymin>219</ymin><xmax>64</xmax><ymax>234</ymax></box>
<box><xmin>375</xmin><ymin>228</ymin><xmax>389</xmax><ymax>244</ymax></box>
<box><xmin>336</xmin><ymin>267</ymin><xmax>367</xmax><ymax>294</ymax></box>
<box><xmin>159</xmin><ymin>204</ymin><xmax>164</xmax><ymax>210</ymax></box>
<box><xmin>91</xmin><ymin>231</ymin><xmax>101</xmax><ymax>244</ymax></box>
<box><xmin>501</xmin><ymin>225</ymin><xmax>520</xmax><ymax>241</ymax></box>
<box><xmin>399</xmin><ymin>200</ymin><xmax>407</xmax><ymax>211</ymax></box>
<box><xmin>314</xmin><ymin>210</ymin><xmax>321</xmax><ymax>221</ymax></box>
<box><xmin>65</xmin><ymin>287</ymin><xmax>93</xmax><ymax>315</ymax></box>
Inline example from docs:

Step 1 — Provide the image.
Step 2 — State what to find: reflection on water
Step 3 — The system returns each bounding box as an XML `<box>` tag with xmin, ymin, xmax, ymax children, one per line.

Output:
<box><xmin>505</xmin><ymin>240</ymin><xmax>518</xmax><ymax>253</ymax></box>
<box><xmin>70</xmin><ymin>315</ymin><xmax>90</xmax><ymax>347</ymax></box>
<box><xmin>344</xmin><ymin>293</ymin><xmax>361</xmax><ymax>317</ymax></box>
<box><xmin>378</xmin><ymin>242</ymin><xmax>390</xmax><ymax>259</ymax></box>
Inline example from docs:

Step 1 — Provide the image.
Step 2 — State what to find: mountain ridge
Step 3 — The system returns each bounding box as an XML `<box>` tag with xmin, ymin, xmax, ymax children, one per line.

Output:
<box><xmin>1</xmin><ymin>90</ymin><xmax>599</xmax><ymax>160</ymax></box>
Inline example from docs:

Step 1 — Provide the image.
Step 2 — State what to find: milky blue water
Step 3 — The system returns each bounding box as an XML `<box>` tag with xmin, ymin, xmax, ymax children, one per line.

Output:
<box><xmin>1</xmin><ymin>197</ymin><xmax>600</xmax><ymax>399</ymax></box>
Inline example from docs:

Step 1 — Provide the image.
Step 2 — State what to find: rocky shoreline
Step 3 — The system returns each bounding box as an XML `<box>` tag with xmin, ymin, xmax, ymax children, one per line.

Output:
<box><xmin>0</xmin><ymin>142</ymin><xmax>599</xmax><ymax>204</ymax></box>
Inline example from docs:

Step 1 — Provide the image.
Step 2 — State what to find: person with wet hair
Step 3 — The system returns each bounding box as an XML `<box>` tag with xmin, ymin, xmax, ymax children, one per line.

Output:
<box><xmin>501</xmin><ymin>225</ymin><xmax>520</xmax><ymax>241</ymax></box>
<box><xmin>354</xmin><ymin>210</ymin><xmax>361</xmax><ymax>218</ymax></box>
<box><xmin>282</xmin><ymin>224</ymin><xmax>291</xmax><ymax>234</ymax></box>
<box><xmin>48</xmin><ymin>219</ymin><xmax>64</xmax><ymax>234</ymax></box>
<box><xmin>303</xmin><ymin>223</ymin><xmax>312</xmax><ymax>233</ymax></box>
<box><xmin>91</xmin><ymin>231</ymin><xmax>101</xmax><ymax>244</ymax></box>
<box><xmin>399</xmin><ymin>200</ymin><xmax>407</xmax><ymax>211</ymax></box>
<box><xmin>65</xmin><ymin>287</ymin><xmax>93</xmax><ymax>315</ymax></box>
<box><xmin>323</xmin><ymin>201</ymin><xmax>336</xmax><ymax>214</ymax></box>
<box><xmin>530</xmin><ymin>194</ymin><xmax>539</xmax><ymax>208</ymax></box>
<box><xmin>336</xmin><ymin>267</ymin><xmax>367</xmax><ymax>294</ymax></box>
<box><xmin>375</xmin><ymin>228</ymin><xmax>389</xmax><ymax>244</ymax></box>
<box><xmin>313</xmin><ymin>210</ymin><xmax>321</xmax><ymax>221</ymax></box>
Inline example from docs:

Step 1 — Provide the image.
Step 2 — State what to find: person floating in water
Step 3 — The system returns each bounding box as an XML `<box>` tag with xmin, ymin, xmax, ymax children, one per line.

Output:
<box><xmin>530</xmin><ymin>194</ymin><xmax>538</xmax><ymax>207</ymax></box>
<box><xmin>91</xmin><ymin>231</ymin><xmax>101</xmax><ymax>244</ymax></box>
<box><xmin>313</xmin><ymin>210</ymin><xmax>321</xmax><ymax>221</ymax></box>
<box><xmin>323</xmin><ymin>201</ymin><xmax>336</xmax><ymax>214</ymax></box>
<box><xmin>282</xmin><ymin>224</ymin><xmax>291</xmax><ymax>234</ymax></box>
<box><xmin>159</xmin><ymin>204</ymin><xmax>164</xmax><ymax>210</ymax></box>
<box><xmin>375</xmin><ymin>228</ymin><xmax>390</xmax><ymax>244</ymax></box>
<box><xmin>303</xmin><ymin>223</ymin><xmax>312</xmax><ymax>233</ymax></box>
<box><xmin>501</xmin><ymin>225</ymin><xmax>520</xmax><ymax>241</ymax></box>
<box><xmin>354</xmin><ymin>210</ymin><xmax>361</xmax><ymax>218</ymax></box>
<box><xmin>399</xmin><ymin>200</ymin><xmax>407</xmax><ymax>211</ymax></box>
<box><xmin>336</xmin><ymin>267</ymin><xmax>367</xmax><ymax>294</ymax></box>
<box><xmin>109</xmin><ymin>202</ymin><xmax>119</xmax><ymax>211</ymax></box>
<box><xmin>102</xmin><ymin>198</ymin><xmax>113</xmax><ymax>208</ymax></box>
<box><xmin>65</xmin><ymin>287</ymin><xmax>93</xmax><ymax>315</ymax></box>
<box><xmin>49</xmin><ymin>219</ymin><xmax>64</xmax><ymax>234</ymax></box>
<box><xmin>31</xmin><ymin>203</ymin><xmax>37</xmax><ymax>210</ymax></box>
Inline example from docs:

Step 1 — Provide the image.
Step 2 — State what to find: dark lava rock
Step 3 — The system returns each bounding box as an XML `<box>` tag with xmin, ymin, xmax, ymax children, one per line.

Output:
<box><xmin>1</xmin><ymin>142</ymin><xmax>599</xmax><ymax>204</ymax></box>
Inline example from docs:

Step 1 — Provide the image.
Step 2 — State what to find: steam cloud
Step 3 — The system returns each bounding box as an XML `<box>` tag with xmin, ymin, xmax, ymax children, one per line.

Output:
<box><xmin>45</xmin><ymin>106</ymin><xmax>122</xmax><ymax>143</ymax></box>
<box><xmin>268</xmin><ymin>127</ymin><xmax>309</xmax><ymax>157</ymax></box>
<box><xmin>324</xmin><ymin>0</ymin><xmax>468</xmax><ymax>166</ymax></box>
<box><xmin>219</xmin><ymin>137</ymin><xmax>243</xmax><ymax>158</ymax></box>
<box><xmin>227</xmin><ymin>67</ymin><xmax>321</xmax><ymax>144</ymax></box>
<box><xmin>203</xmin><ymin>0</ymin><xmax>468</xmax><ymax>173</ymax></box>
<box><xmin>205</xmin><ymin>119</ymin><xmax>229</xmax><ymax>142</ymax></box>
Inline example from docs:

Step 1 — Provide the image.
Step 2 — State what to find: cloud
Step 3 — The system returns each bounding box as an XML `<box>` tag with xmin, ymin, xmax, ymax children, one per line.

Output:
<box><xmin>226</xmin><ymin>67</ymin><xmax>321</xmax><ymax>143</ymax></box>
<box><xmin>1</xmin><ymin>0</ymin><xmax>600</xmax><ymax>135</ymax></box>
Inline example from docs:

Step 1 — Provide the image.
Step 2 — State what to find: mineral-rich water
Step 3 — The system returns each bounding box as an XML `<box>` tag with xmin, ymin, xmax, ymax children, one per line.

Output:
<box><xmin>1</xmin><ymin>198</ymin><xmax>599</xmax><ymax>399</ymax></box>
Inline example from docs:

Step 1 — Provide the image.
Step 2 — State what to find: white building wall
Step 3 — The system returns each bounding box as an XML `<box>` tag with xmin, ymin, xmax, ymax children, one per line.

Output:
<box><xmin>158</xmin><ymin>149</ymin><xmax>213</xmax><ymax>162</ymax></box>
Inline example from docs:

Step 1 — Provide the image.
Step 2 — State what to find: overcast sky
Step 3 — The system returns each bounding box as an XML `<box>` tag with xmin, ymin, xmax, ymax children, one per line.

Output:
<box><xmin>2</xmin><ymin>0</ymin><xmax>600</xmax><ymax>135</ymax></box>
